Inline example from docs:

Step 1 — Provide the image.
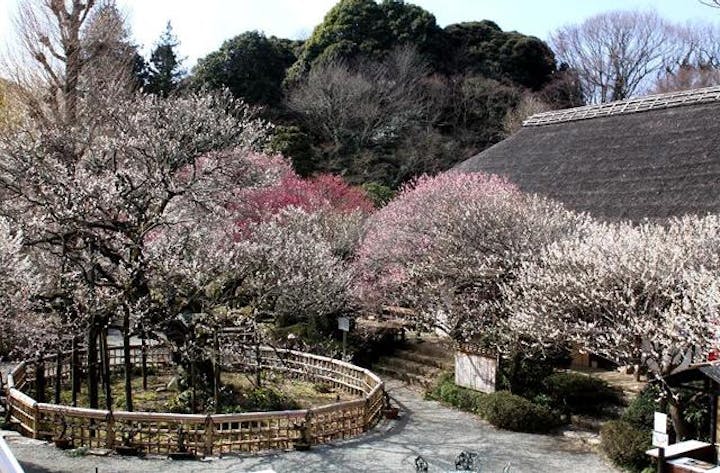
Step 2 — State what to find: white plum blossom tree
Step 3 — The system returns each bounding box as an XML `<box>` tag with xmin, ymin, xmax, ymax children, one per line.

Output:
<box><xmin>505</xmin><ymin>215</ymin><xmax>720</xmax><ymax>438</ymax></box>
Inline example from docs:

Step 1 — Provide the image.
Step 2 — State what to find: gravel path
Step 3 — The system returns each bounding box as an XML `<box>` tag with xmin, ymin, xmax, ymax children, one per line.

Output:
<box><xmin>2</xmin><ymin>379</ymin><xmax>618</xmax><ymax>473</ymax></box>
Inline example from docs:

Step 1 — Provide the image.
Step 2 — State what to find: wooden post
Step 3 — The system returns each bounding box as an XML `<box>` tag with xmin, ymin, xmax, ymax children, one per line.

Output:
<box><xmin>106</xmin><ymin>412</ymin><xmax>115</xmax><ymax>450</ymax></box>
<box><xmin>32</xmin><ymin>403</ymin><xmax>39</xmax><ymax>439</ymax></box>
<box><xmin>203</xmin><ymin>415</ymin><xmax>214</xmax><ymax>457</ymax></box>
<box><xmin>657</xmin><ymin>446</ymin><xmax>665</xmax><ymax>473</ymax></box>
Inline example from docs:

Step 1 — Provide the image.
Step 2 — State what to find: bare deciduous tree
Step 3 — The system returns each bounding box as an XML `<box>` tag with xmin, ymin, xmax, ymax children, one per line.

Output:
<box><xmin>3</xmin><ymin>0</ymin><xmax>137</xmax><ymax>125</ymax></box>
<box><xmin>286</xmin><ymin>46</ymin><xmax>434</xmax><ymax>150</ymax></box>
<box><xmin>653</xmin><ymin>22</ymin><xmax>720</xmax><ymax>93</ymax></box>
<box><xmin>550</xmin><ymin>11</ymin><xmax>677</xmax><ymax>103</ymax></box>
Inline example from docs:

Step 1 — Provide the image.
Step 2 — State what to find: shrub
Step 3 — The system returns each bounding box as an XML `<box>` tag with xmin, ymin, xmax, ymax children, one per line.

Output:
<box><xmin>478</xmin><ymin>391</ymin><xmax>562</xmax><ymax>433</ymax></box>
<box><xmin>427</xmin><ymin>372</ymin><xmax>486</xmax><ymax>412</ymax></box>
<box><xmin>497</xmin><ymin>353</ymin><xmax>557</xmax><ymax>398</ymax></box>
<box><xmin>601</xmin><ymin>420</ymin><xmax>651</xmax><ymax>472</ymax></box>
<box><xmin>622</xmin><ymin>385</ymin><xmax>660</xmax><ymax>430</ymax></box>
<box><xmin>234</xmin><ymin>387</ymin><xmax>301</xmax><ymax>412</ymax></box>
<box><xmin>543</xmin><ymin>372</ymin><xmax>623</xmax><ymax>416</ymax></box>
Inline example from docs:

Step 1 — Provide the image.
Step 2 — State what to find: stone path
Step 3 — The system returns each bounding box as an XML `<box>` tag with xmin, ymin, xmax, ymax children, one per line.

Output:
<box><xmin>2</xmin><ymin>379</ymin><xmax>618</xmax><ymax>473</ymax></box>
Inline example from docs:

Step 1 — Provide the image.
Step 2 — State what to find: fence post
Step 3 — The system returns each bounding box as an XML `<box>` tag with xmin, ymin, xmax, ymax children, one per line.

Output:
<box><xmin>106</xmin><ymin>412</ymin><xmax>115</xmax><ymax>450</ymax></box>
<box><xmin>32</xmin><ymin>402</ymin><xmax>39</xmax><ymax>439</ymax></box>
<box><xmin>304</xmin><ymin>410</ymin><xmax>314</xmax><ymax>446</ymax></box>
<box><xmin>363</xmin><ymin>397</ymin><xmax>370</xmax><ymax>432</ymax></box>
<box><xmin>204</xmin><ymin>415</ymin><xmax>214</xmax><ymax>457</ymax></box>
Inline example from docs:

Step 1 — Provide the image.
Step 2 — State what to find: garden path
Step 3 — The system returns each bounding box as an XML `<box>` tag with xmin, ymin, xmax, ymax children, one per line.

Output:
<box><xmin>3</xmin><ymin>379</ymin><xmax>618</xmax><ymax>473</ymax></box>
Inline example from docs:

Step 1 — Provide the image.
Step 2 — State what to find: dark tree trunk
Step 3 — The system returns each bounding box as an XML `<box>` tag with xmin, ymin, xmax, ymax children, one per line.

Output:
<box><xmin>141</xmin><ymin>334</ymin><xmax>148</xmax><ymax>391</ymax></box>
<box><xmin>71</xmin><ymin>338</ymin><xmax>78</xmax><ymax>407</ymax></box>
<box><xmin>87</xmin><ymin>324</ymin><xmax>99</xmax><ymax>409</ymax></box>
<box><xmin>191</xmin><ymin>360</ymin><xmax>196</xmax><ymax>414</ymax></box>
<box><xmin>35</xmin><ymin>356</ymin><xmax>46</xmax><ymax>403</ymax></box>
<box><xmin>213</xmin><ymin>332</ymin><xmax>220</xmax><ymax>409</ymax></box>
<box><xmin>99</xmin><ymin>328</ymin><xmax>112</xmax><ymax>411</ymax></box>
<box><xmin>123</xmin><ymin>306</ymin><xmax>133</xmax><ymax>412</ymax></box>
<box><xmin>255</xmin><ymin>343</ymin><xmax>262</xmax><ymax>388</ymax></box>
<box><xmin>54</xmin><ymin>350</ymin><xmax>62</xmax><ymax>404</ymax></box>
<box><xmin>669</xmin><ymin>400</ymin><xmax>692</xmax><ymax>441</ymax></box>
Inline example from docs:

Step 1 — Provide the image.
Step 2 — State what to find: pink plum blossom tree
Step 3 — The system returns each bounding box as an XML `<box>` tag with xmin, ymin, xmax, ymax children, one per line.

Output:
<box><xmin>355</xmin><ymin>171</ymin><xmax>587</xmax><ymax>350</ymax></box>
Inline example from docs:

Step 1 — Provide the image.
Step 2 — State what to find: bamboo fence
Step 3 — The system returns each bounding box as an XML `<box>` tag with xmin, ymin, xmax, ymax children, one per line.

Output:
<box><xmin>3</xmin><ymin>345</ymin><xmax>385</xmax><ymax>456</ymax></box>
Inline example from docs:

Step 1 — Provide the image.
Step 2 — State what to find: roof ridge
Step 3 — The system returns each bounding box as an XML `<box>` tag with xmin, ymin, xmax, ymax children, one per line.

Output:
<box><xmin>524</xmin><ymin>85</ymin><xmax>720</xmax><ymax>126</ymax></box>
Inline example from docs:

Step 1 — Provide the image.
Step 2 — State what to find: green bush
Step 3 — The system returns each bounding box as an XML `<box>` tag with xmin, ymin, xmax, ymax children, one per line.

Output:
<box><xmin>601</xmin><ymin>420</ymin><xmax>651</xmax><ymax>472</ymax></box>
<box><xmin>622</xmin><ymin>385</ymin><xmax>660</xmax><ymax>430</ymax></box>
<box><xmin>497</xmin><ymin>351</ymin><xmax>565</xmax><ymax>399</ymax></box>
<box><xmin>543</xmin><ymin>372</ymin><xmax>623</xmax><ymax>416</ymax></box>
<box><xmin>429</xmin><ymin>373</ymin><xmax>562</xmax><ymax>433</ymax></box>
<box><xmin>234</xmin><ymin>387</ymin><xmax>301</xmax><ymax>412</ymax></box>
<box><xmin>426</xmin><ymin>372</ymin><xmax>485</xmax><ymax>412</ymax></box>
<box><xmin>478</xmin><ymin>391</ymin><xmax>562</xmax><ymax>433</ymax></box>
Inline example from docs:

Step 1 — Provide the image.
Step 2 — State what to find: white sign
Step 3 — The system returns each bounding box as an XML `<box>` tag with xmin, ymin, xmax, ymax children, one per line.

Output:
<box><xmin>337</xmin><ymin>317</ymin><xmax>350</xmax><ymax>332</ymax></box>
<box><xmin>654</xmin><ymin>412</ymin><xmax>668</xmax><ymax>434</ymax></box>
<box><xmin>652</xmin><ymin>431</ymin><xmax>669</xmax><ymax>448</ymax></box>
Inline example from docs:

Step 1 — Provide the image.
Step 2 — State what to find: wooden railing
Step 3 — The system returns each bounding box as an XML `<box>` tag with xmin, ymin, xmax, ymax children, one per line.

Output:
<box><xmin>3</xmin><ymin>345</ymin><xmax>385</xmax><ymax>455</ymax></box>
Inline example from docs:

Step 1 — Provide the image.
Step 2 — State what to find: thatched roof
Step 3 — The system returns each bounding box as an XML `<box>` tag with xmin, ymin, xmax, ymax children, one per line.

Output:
<box><xmin>455</xmin><ymin>86</ymin><xmax>720</xmax><ymax>221</ymax></box>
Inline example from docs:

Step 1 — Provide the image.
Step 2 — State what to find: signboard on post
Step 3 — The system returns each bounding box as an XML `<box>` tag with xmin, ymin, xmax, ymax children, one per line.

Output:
<box><xmin>337</xmin><ymin>317</ymin><xmax>350</xmax><ymax>360</ymax></box>
<box><xmin>653</xmin><ymin>411</ymin><xmax>669</xmax><ymax>448</ymax></box>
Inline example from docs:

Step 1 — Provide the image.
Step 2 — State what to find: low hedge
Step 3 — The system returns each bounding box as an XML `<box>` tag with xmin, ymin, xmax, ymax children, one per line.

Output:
<box><xmin>478</xmin><ymin>391</ymin><xmax>563</xmax><ymax>433</ymax></box>
<box><xmin>428</xmin><ymin>374</ymin><xmax>561</xmax><ymax>433</ymax></box>
<box><xmin>601</xmin><ymin>420</ymin><xmax>651</xmax><ymax>472</ymax></box>
<box><xmin>543</xmin><ymin>372</ymin><xmax>623</xmax><ymax>416</ymax></box>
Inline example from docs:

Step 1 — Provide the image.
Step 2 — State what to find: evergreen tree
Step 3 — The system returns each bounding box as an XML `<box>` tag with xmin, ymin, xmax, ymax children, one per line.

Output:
<box><xmin>146</xmin><ymin>22</ymin><xmax>185</xmax><ymax>97</ymax></box>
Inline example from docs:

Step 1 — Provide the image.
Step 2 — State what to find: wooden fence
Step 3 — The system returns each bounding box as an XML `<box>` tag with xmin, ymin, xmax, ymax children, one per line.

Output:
<box><xmin>3</xmin><ymin>345</ymin><xmax>385</xmax><ymax>456</ymax></box>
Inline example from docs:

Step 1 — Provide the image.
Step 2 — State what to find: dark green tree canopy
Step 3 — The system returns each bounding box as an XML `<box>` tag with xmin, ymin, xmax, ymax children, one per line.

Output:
<box><xmin>444</xmin><ymin>21</ymin><xmax>557</xmax><ymax>90</ymax></box>
<box><xmin>287</xmin><ymin>0</ymin><xmax>443</xmax><ymax>81</ymax></box>
<box><xmin>193</xmin><ymin>31</ymin><xmax>298</xmax><ymax>107</ymax></box>
<box><xmin>146</xmin><ymin>22</ymin><xmax>185</xmax><ymax>97</ymax></box>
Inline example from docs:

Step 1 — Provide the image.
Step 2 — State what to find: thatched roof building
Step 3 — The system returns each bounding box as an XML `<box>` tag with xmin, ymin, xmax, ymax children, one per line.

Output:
<box><xmin>455</xmin><ymin>86</ymin><xmax>720</xmax><ymax>221</ymax></box>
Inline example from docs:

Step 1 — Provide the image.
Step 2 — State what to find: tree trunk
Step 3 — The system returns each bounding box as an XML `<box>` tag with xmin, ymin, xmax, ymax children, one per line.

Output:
<box><xmin>141</xmin><ymin>334</ymin><xmax>148</xmax><ymax>391</ymax></box>
<box><xmin>87</xmin><ymin>324</ymin><xmax>99</xmax><ymax>409</ymax></box>
<box><xmin>54</xmin><ymin>350</ymin><xmax>62</xmax><ymax>404</ymax></box>
<box><xmin>35</xmin><ymin>356</ymin><xmax>46</xmax><ymax>403</ymax></box>
<box><xmin>669</xmin><ymin>399</ymin><xmax>692</xmax><ymax>441</ymax></box>
<box><xmin>123</xmin><ymin>306</ymin><xmax>133</xmax><ymax>412</ymax></box>
<box><xmin>191</xmin><ymin>360</ymin><xmax>196</xmax><ymax>414</ymax></box>
<box><xmin>505</xmin><ymin>350</ymin><xmax>522</xmax><ymax>394</ymax></box>
<box><xmin>71</xmin><ymin>338</ymin><xmax>78</xmax><ymax>407</ymax></box>
<box><xmin>99</xmin><ymin>328</ymin><xmax>112</xmax><ymax>411</ymax></box>
<box><xmin>213</xmin><ymin>332</ymin><xmax>220</xmax><ymax>409</ymax></box>
<box><xmin>255</xmin><ymin>343</ymin><xmax>262</xmax><ymax>388</ymax></box>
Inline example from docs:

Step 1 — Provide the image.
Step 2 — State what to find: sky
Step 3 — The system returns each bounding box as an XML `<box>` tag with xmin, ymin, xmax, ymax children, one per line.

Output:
<box><xmin>1</xmin><ymin>0</ymin><xmax>719</xmax><ymax>69</ymax></box>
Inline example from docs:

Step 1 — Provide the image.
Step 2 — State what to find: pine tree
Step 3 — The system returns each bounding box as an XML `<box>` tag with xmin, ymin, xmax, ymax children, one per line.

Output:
<box><xmin>146</xmin><ymin>22</ymin><xmax>185</xmax><ymax>97</ymax></box>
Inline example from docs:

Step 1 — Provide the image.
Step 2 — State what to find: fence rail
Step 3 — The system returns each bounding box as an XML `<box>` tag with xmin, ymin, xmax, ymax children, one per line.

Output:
<box><xmin>3</xmin><ymin>345</ymin><xmax>385</xmax><ymax>456</ymax></box>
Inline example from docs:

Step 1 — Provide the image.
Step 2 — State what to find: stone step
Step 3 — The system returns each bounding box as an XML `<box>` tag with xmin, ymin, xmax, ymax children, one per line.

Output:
<box><xmin>374</xmin><ymin>356</ymin><xmax>445</xmax><ymax>377</ymax></box>
<box><xmin>390</xmin><ymin>350</ymin><xmax>454</xmax><ymax>370</ymax></box>
<box><xmin>404</xmin><ymin>338</ymin><xmax>453</xmax><ymax>358</ymax></box>
<box><xmin>372</xmin><ymin>364</ymin><xmax>436</xmax><ymax>389</ymax></box>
